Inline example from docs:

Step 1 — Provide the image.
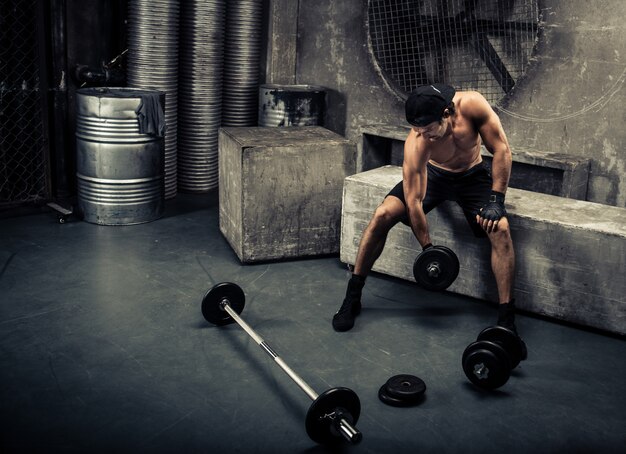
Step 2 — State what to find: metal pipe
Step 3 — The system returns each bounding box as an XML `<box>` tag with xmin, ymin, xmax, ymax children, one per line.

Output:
<box><xmin>337</xmin><ymin>418</ymin><xmax>363</xmax><ymax>444</ymax></box>
<box><xmin>220</xmin><ymin>301</ymin><xmax>319</xmax><ymax>401</ymax></box>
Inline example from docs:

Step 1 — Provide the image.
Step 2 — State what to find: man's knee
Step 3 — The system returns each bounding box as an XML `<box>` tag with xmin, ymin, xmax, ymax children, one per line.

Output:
<box><xmin>488</xmin><ymin>217</ymin><xmax>513</xmax><ymax>245</ymax></box>
<box><xmin>370</xmin><ymin>201</ymin><xmax>402</xmax><ymax>231</ymax></box>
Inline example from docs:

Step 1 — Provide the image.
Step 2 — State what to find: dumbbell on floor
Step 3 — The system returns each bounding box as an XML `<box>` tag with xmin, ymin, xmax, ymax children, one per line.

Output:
<box><xmin>462</xmin><ymin>325</ymin><xmax>528</xmax><ymax>390</ymax></box>
<box><xmin>201</xmin><ymin>282</ymin><xmax>362</xmax><ymax>445</ymax></box>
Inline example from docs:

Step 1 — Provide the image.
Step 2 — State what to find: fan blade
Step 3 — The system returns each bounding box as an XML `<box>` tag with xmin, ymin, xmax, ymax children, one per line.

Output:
<box><xmin>475</xmin><ymin>18</ymin><xmax>539</xmax><ymax>35</ymax></box>
<box><xmin>463</xmin><ymin>0</ymin><xmax>479</xmax><ymax>16</ymax></box>
<box><xmin>471</xmin><ymin>33</ymin><xmax>516</xmax><ymax>92</ymax></box>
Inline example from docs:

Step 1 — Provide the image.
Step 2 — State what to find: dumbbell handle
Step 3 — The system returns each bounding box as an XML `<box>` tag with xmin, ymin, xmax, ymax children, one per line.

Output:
<box><xmin>220</xmin><ymin>300</ymin><xmax>362</xmax><ymax>444</ymax></box>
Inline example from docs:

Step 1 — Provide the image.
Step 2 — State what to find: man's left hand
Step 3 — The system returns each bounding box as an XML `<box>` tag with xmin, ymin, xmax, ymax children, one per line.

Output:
<box><xmin>477</xmin><ymin>191</ymin><xmax>507</xmax><ymax>233</ymax></box>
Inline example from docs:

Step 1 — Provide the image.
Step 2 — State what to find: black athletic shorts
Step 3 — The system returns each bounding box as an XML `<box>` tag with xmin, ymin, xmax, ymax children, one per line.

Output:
<box><xmin>386</xmin><ymin>162</ymin><xmax>493</xmax><ymax>237</ymax></box>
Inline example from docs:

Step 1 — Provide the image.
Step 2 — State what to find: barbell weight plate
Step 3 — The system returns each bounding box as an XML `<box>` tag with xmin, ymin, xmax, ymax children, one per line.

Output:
<box><xmin>305</xmin><ymin>387</ymin><xmax>361</xmax><ymax>445</ymax></box>
<box><xmin>413</xmin><ymin>246</ymin><xmax>460</xmax><ymax>291</ymax></box>
<box><xmin>477</xmin><ymin>325</ymin><xmax>525</xmax><ymax>368</ymax></box>
<box><xmin>378</xmin><ymin>385</ymin><xmax>414</xmax><ymax>407</ymax></box>
<box><xmin>201</xmin><ymin>282</ymin><xmax>245</xmax><ymax>326</ymax></box>
<box><xmin>462</xmin><ymin>341</ymin><xmax>511</xmax><ymax>390</ymax></box>
<box><xmin>520</xmin><ymin>338</ymin><xmax>528</xmax><ymax>361</ymax></box>
<box><xmin>378</xmin><ymin>374</ymin><xmax>426</xmax><ymax>407</ymax></box>
<box><xmin>384</xmin><ymin>374</ymin><xmax>426</xmax><ymax>400</ymax></box>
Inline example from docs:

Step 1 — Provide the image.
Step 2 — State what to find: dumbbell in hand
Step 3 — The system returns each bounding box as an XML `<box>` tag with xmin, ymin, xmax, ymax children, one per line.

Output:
<box><xmin>413</xmin><ymin>245</ymin><xmax>460</xmax><ymax>291</ymax></box>
<box><xmin>462</xmin><ymin>325</ymin><xmax>528</xmax><ymax>390</ymax></box>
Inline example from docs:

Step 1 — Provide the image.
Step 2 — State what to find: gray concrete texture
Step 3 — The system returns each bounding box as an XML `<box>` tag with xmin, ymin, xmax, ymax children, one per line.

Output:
<box><xmin>280</xmin><ymin>0</ymin><xmax>626</xmax><ymax>207</ymax></box>
<box><xmin>218</xmin><ymin>127</ymin><xmax>356</xmax><ymax>262</ymax></box>
<box><xmin>340</xmin><ymin>166</ymin><xmax>626</xmax><ymax>336</ymax></box>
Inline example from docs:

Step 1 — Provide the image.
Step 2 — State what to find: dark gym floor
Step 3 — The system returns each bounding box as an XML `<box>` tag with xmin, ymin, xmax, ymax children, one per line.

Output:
<box><xmin>1</xmin><ymin>193</ymin><xmax>625</xmax><ymax>453</ymax></box>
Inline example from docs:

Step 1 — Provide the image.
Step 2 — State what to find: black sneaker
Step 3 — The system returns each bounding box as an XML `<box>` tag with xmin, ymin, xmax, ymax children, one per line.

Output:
<box><xmin>497</xmin><ymin>300</ymin><xmax>518</xmax><ymax>335</ymax></box>
<box><xmin>332</xmin><ymin>298</ymin><xmax>362</xmax><ymax>332</ymax></box>
<box><xmin>498</xmin><ymin>319</ymin><xmax>519</xmax><ymax>337</ymax></box>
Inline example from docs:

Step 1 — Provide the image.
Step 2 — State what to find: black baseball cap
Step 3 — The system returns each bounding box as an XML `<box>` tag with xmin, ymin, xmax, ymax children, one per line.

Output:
<box><xmin>405</xmin><ymin>84</ymin><xmax>456</xmax><ymax>127</ymax></box>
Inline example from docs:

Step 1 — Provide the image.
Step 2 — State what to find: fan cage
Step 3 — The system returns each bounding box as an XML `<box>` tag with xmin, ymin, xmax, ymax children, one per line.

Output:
<box><xmin>367</xmin><ymin>0</ymin><xmax>540</xmax><ymax>105</ymax></box>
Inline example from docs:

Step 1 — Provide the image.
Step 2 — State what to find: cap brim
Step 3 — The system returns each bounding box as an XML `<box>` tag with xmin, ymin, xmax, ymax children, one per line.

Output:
<box><xmin>408</xmin><ymin>115</ymin><xmax>442</xmax><ymax>127</ymax></box>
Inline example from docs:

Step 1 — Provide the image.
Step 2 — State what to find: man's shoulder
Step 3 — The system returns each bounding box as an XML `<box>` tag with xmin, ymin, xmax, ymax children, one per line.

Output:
<box><xmin>455</xmin><ymin>90</ymin><xmax>488</xmax><ymax>108</ymax></box>
<box><xmin>455</xmin><ymin>91</ymin><xmax>493</xmax><ymax>121</ymax></box>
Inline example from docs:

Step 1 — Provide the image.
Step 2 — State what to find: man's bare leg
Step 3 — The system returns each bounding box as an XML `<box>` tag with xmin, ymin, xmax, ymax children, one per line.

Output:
<box><xmin>353</xmin><ymin>197</ymin><xmax>406</xmax><ymax>275</ymax></box>
<box><xmin>333</xmin><ymin>196</ymin><xmax>406</xmax><ymax>332</ymax></box>
<box><xmin>486</xmin><ymin>217</ymin><xmax>517</xmax><ymax>332</ymax></box>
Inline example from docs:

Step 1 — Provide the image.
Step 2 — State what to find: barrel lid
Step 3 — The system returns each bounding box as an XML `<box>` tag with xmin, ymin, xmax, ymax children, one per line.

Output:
<box><xmin>260</xmin><ymin>84</ymin><xmax>326</xmax><ymax>93</ymax></box>
<box><xmin>76</xmin><ymin>87</ymin><xmax>166</xmax><ymax>98</ymax></box>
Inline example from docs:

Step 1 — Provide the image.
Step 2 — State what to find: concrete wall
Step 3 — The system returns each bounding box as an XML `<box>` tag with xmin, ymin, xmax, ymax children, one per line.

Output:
<box><xmin>501</xmin><ymin>0</ymin><xmax>626</xmax><ymax>207</ymax></box>
<box><xmin>276</xmin><ymin>0</ymin><xmax>626</xmax><ymax>207</ymax></box>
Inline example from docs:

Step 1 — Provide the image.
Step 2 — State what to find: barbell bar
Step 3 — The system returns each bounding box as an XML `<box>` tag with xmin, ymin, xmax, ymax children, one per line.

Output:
<box><xmin>201</xmin><ymin>282</ymin><xmax>363</xmax><ymax>445</ymax></box>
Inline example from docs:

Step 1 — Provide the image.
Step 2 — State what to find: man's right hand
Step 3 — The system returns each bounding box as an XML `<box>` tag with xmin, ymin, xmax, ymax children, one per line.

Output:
<box><xmin>477</xmin><ymin>190</ymin><xmax>507</xmax><ymax>233</ymax></box>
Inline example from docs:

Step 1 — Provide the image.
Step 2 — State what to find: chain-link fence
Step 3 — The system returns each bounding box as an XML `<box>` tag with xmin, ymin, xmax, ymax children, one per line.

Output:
<box><xmin>0</xmin><ymin>0</ymin><xmax>49</xmax><ymax>209</ymax></box>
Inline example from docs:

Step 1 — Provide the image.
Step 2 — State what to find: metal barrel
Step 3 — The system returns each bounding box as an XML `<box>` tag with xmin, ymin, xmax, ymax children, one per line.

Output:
<box><xmin>258</xmin><ymin>84</ymin><xmax>326</xmax><ymax>127</ymax></box>
<box><xmin>75</xmin><ymin>87</ymin><xmax>165</xmax><ymax>225</ymax></box>
<box><xmin>178</xmin><ymin>0</ymin><xmax>226</xmax><ymax>192</ymax></box>
<box><xmin>127</xmin><ymin>0</ymin><xmax>179</xmax><ymax>199</ymax></box>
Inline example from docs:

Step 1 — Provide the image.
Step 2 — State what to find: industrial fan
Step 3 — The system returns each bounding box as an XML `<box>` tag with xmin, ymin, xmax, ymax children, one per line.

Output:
<box><xmin>367</xmin><ymin>0</ymin><xmax>540</xmax><ymax>104</ymax></box>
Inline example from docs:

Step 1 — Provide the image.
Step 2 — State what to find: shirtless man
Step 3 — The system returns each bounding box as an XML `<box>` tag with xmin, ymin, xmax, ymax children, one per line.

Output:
<box><xmin>333</xmin><ymin>84</ymin><xmax>518</xmax><ymax>334</ymax></box>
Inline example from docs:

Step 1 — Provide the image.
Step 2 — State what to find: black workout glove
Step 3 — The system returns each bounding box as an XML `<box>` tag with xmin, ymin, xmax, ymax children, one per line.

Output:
<box><xmin>479</xmin><ymin>191</ymin><xmax>507</xmax><ymax>222</ymax></box>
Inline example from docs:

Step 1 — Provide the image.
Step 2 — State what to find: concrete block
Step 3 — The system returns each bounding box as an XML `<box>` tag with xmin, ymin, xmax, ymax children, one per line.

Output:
<box><xmin>358</xmin><ymin>124</ymin><xmax>591</xmax><ymax>200</ymax></box>
<box><xmin>219</xmin><ymin>126</ymin><xmax>356</xmax><ymax>263</ymax></box>
<box><xmin>341</xmin><ymin>165</ymin><xmax>626</xmax><ymax>335</ymax></box>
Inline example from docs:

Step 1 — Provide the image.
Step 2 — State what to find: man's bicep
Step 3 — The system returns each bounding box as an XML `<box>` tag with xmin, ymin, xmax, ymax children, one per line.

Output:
<box><xmin>403</xmin><ymin>161</ymin><xmax>428</xmax><ymax>203</ymax></box>
<box><xmin>469</xmin><ymin>95</ymin><xmax>509</xmax><ymax>154</ymax></box>
<box><xmin>479</xmin><ymin>113</ymin><xmax>509</xmax><ymax>155</ymax></box>
<box><xmin>403</xmin><ymin>131</ymin><xmax>430</xmax><ymax>200</ymax></box>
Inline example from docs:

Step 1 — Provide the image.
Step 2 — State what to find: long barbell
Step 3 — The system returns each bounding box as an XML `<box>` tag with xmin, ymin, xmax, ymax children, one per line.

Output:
<box><xmin>201</xmin><ymin>282</ymin><xmax>362</xmax><ymax>445</ymax></box>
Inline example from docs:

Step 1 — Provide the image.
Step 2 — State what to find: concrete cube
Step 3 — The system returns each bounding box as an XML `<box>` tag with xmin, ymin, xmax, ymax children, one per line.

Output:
<box><xmin>219</xmin><ymin>126</ymin><xmax>356</xmax><ymax>263</ymax></box>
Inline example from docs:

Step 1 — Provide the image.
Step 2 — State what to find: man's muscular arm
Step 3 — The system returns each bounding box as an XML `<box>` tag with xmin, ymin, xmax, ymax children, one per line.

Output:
<box><xmin>463</xmin><ymin>92</ymin><xmax>512</xmax><ymax>192</ymax></box>
<box><xmin>466</xmin><ymin>93</ymin><xmax>512</xmax><ymax>232</ymax></box>
<box><xmin>403</xmin><ymin>130</ymin><xmax>432</xmax><ymax>249</ymax></box>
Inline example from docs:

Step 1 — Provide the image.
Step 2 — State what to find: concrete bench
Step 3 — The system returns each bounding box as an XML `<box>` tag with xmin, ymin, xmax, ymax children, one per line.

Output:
<box><xmin>358</xmin><ymin>124</ymin><xmax>591</xmax><ymax>200</ymax></box>
<box><xmin>340</xmin><ymin>165</ymin><xmax>626</xmax><ymax>336</ymax></box>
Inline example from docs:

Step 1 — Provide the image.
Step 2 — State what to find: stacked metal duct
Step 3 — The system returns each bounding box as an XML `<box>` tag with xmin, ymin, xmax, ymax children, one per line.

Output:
<box><xmin>222</xmin><ymin>0</ymin><xmax>264</xmax><ymax>126</ymax></box>
<box><xmin>127</xmin><ymin>0</ymin><xmax>179</xmax><ymax>199</ymax></box>
<box><xmin>178</xmin><ymin>0</ymin><xmax>226</xmax><ymax>192</ymax></box>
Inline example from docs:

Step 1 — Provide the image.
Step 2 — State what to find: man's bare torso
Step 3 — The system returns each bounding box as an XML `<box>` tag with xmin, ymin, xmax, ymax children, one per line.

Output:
<box><xmin>406</xmin><ymin>92</ymin><xmax>483</xmax><ymax>173</ymax></box>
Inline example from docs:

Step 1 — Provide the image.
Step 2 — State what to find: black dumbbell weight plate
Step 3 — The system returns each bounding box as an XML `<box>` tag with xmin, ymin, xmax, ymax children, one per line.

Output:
<box><xmin>387</xmin><ymin>374</ymin><xmax>425</xmax><ymax>398</ymax></box>
<box><xmin>306</xmin><ymin>387</ymin><xmax>361</xmax><ymax>445</ymax></box>
<box><xmin>462</xmin><ymin>341</ymin><xmax>511</xmax><ymax>390</ymax></box>
<box><xmin>477</xmin><ymin>326</ymin><xmax>525</xmax><ymax>368</ymax></box>
<box><xmin>201</xmin><ymin>282</ymin><xmax>245</xmax><ymax>326</ymax></box>
<box><xmin>378</xmin><ymin>374</ymin><xmax>426</xmax><ymax>407</ymax></box>
<box><xmin>413</xmin><ymin>246</ymin><xmax>460</xmax><ymax>291</ymax></box>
